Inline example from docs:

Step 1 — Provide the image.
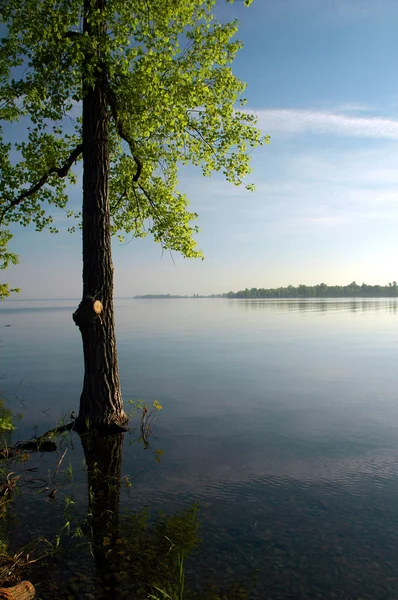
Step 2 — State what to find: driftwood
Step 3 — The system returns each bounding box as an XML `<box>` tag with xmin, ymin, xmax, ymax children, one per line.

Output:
<box><xmin>0</xmin><ymin>415</ymin><xmax>129</xmax><ymax>461</ymax></box>
<box><xmin>0</xmin><ymin>581</ymin><xmax>35</xmax><ymax>599</ymax></box>
<box><xmin>0</xmin><ymin>421</ymin><xmax>75</xmax><ymax>460</ymax></box>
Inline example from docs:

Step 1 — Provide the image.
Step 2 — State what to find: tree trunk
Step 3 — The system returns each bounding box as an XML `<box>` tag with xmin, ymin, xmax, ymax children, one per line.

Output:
<box><xmin>73</xmin><ymin>0</ymin><xmax>127</xmax><ymax>432</ymax></box>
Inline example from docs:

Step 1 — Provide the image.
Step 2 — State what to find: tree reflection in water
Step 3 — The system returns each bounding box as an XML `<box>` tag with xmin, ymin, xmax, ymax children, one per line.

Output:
<box><xmin>21</xmin><ymin>430</ymin><xmax>250</xmax><ymax>600</ymax></box>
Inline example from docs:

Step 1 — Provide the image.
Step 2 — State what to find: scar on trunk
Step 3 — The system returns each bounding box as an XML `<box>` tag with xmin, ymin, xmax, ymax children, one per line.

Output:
<box><xmin>73</xmin><ymin>295</ymin><xmax>103</xmax><ymax>328</ymax></box>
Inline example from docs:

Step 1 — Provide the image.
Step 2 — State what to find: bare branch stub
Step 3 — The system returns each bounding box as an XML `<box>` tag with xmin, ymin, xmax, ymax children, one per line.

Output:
<box><xmin>73</xmin><ymin>295</ymin><xmax>103</xmax><ymax>329</ymax></box>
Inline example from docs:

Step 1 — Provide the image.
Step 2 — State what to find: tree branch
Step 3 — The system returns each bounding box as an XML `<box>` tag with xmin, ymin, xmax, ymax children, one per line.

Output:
<box><xmin>106</xmin><ymin>85</ymin><xmax>142</xmax><ymax>182</ymax></box>
<box><xmin>0</xmin><ymin>143</ymin><xmax>83</xmax><ymax>224</ymax></box>
<box><xmin>112</xmin><ymin>188</ymin><xmax>127</xmax><ymax>212</ymax></box>
<box><xmin>186</xmin><ymin>120</ymin><xmax>218</xmax><ymax>156</ymax></box>
<box><xmin>137</xmin><ymin>182</ymin><xmax>158</xmax><ymax>215</ymax></box>
<box><xmin>131</xmin><ymin>183</ymin><xmax>143</xmax><ymax>222</ymax></box>
<box><xmin>64</xmin><ymin>31</ymin><xmax>82</xmax><ymax>39</ymax></box>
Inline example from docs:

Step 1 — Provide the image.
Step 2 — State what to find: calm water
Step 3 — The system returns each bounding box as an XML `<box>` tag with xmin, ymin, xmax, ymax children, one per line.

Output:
<box><xmin>1</xmin><ymin>298</ymin><xmax>398</xmax><ymax>598</ymax></box>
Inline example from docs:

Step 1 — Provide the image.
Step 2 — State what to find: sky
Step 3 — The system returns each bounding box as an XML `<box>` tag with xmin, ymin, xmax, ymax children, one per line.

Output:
<box><xmin>4</xmin><ymin>0</ymin><xmax>398</xmax><ymax>298</ymax></box>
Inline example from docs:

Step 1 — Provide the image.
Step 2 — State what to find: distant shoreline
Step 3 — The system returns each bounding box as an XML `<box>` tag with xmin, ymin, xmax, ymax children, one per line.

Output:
<box><xmin>3</xmin><ymin>281</ymin><xmax>398</xmax><ymax>302</ymax></box>
<box><xmin>134</xmin><ymin>295</ymin><xmax>223</xmax><ymax>299</ymax></box>
<box><xmin>132</xmin><ymin>296</ymin><xmax>398</xmax><ymax>299</ymax></box>
<box><xmin>135</xmin><ymin>282</ymin><xmax>398</xmax><ymax>299</ymax></box>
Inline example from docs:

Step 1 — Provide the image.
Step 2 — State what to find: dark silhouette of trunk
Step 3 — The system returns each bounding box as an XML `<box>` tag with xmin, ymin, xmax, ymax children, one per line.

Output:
<box><xmin>73</xmin><ymin>0</ymin><xmax>127</xmax><ymax>432</ymax></box>
<box><xmin>80</xmin><ymin>433</ymin><xmax>124</xmax><ymax>597</ymax></box>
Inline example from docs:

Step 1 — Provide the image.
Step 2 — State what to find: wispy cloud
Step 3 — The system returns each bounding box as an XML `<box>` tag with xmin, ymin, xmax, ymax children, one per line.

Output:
<box><xmin>253</xmin><ymin>109</ymin><xmax>398</xmax><ymax>140</ymax></box>
<box><xmin>182</xmin><ymin>142</ymin><xmax>398</xmax><ymax>232</ymax></box>
<box><xmin>333</xmin><ymin>103</ymin><xmax>375</xmax><ymax>113</ymax></box>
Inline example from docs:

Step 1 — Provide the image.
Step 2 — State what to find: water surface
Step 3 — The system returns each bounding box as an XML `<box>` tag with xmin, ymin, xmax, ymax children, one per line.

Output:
<box><xmin>1</xmin><ymin>298</ymin><xmax>398</xmax><ymax>598</ymax></box>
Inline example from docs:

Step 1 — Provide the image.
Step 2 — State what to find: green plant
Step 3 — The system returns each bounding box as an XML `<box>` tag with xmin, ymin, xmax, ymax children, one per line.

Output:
<box><xmin>0</xmin><ymin>399</ymin><xmax>15</xmax><ymax>436</ymax></box>
<box><xmin>148</xmin><ymin>552</ymin><xmax>186</xmax><ymax>600</ymax></box>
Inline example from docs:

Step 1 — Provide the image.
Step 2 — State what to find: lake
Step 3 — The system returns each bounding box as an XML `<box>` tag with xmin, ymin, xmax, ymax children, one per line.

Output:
<box><xmin>1</xmin><ymin>297</ymin><xmax>398</xmax><ymax>599</ymax></box>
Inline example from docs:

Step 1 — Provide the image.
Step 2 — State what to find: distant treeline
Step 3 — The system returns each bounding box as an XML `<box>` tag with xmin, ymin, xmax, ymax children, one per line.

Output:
<box><xmin>135</xmin><ymin>294</ymin><xmax>190</xmax><ymax>299</ymax></box>
<box><xmin>225</xmin><ymin>281</ymin><xmax>398</xmax><ymax>298</ymax></box>
<box><xmin>134</xmin><ymin>294</ymin><xmax>224</xmax><ymax>299</ymax></box>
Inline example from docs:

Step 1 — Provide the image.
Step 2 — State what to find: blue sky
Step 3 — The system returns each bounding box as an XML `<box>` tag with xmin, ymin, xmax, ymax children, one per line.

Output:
<box><xmin>4</xmin><ymin>0</ymin><xmax>398</xmax><ymax>298</ymax></box>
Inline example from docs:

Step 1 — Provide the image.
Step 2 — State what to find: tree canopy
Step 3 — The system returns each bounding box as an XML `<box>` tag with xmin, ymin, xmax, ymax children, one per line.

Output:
<box><xmin>0</xmin><ymin>0</ymin><xmax>268</xmax><ymax>299</ymax></box>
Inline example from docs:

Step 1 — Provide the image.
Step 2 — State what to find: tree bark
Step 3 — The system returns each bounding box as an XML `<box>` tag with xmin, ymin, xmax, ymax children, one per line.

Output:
<box><xmin>73</xmin><ymin>0</ymin><xmax>127</xmax><ymax>432</ymax></box>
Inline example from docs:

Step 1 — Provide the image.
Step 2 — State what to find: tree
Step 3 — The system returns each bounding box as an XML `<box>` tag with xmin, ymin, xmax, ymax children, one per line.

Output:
<box><xmin>0</xmin><ymin>0</ymin><xmax>267</xmax><ymax>432</ymax></box>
